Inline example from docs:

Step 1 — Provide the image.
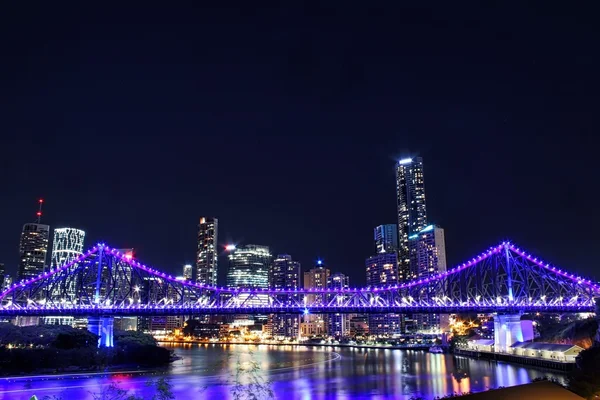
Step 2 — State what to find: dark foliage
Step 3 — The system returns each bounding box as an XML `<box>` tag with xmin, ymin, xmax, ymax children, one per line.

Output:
<box><xmin>0</xmin><ymin>325</ymin><xmax>171</xmax><ymax>375</ymax></box>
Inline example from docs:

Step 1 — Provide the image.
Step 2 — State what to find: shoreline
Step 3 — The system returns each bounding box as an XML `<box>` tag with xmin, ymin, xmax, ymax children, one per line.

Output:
<box><xmin>158</xmin><ymin>339</ymin><xmax>434</xmax><ymax>351</ymax></box>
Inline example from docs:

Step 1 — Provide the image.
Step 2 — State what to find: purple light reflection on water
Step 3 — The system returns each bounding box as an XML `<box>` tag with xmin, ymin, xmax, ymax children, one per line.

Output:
<box><xmin>0</xmin><ymin>344</ymin><xmax>567</xmax><ymax>400</ymax></box>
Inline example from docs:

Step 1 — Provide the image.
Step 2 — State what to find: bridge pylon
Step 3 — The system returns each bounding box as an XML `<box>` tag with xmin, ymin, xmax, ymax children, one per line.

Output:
<box><xmin>88</xmin><ymin>316</ymin><xmax>114</xmax><ymax>347</ymax></box>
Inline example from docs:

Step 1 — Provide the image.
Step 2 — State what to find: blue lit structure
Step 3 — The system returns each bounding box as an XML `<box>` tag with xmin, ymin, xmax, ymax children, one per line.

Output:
<box><xmin>0</xmin><ymin>242</ymin><xmax>597</xmax><ymax>345</ymax></box>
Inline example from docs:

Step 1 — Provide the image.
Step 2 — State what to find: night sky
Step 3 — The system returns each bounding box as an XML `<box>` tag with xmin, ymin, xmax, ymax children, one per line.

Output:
<box><xmin>1</xmin><ymin>3</ymin><xmax>598</xmax><ymax>285</ymax></box>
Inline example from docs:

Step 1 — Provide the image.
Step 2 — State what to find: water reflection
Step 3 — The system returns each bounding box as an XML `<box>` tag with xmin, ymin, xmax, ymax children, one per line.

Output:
<box><xmin>0</xmin><ymin>344</ymin><xmax>566</xmax><ymax>399</ymax></box>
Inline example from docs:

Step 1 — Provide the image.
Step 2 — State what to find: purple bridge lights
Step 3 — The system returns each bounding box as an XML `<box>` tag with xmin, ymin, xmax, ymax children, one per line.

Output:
<box><xmin>0</xmin><ymin>241</ymin><xmax>596</xmax><ymax>346</ymax></box>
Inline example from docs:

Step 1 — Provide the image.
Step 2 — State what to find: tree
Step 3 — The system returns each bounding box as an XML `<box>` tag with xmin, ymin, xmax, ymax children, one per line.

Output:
<box><xmin>569</xmin><ymin>346</ymin><xmax>600</xmax><ymax>399</ymax></box>
<box><xmin>182</xmin><ymin>319</ymin><xmax>202</xmax><ymax>337</ymax></box>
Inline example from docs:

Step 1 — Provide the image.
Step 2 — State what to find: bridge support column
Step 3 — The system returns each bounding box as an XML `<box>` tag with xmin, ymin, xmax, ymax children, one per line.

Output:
<box><xmin>494</xmin><ymin>314</ymin><xmax>523</xmax><ymax>353</ymax></box>
<box><xmin>88</xmin><ymin>316</ymin><xmax>114</xmax><ymax>348</ymax></box>
<box><xmin>594</xmin><ymin>297</ymin><xmax>600</xmax><ymax>346</ymax></box>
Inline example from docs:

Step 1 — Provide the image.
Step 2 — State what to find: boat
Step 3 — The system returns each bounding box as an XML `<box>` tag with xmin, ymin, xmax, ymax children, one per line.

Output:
<box><xmin>429</xmin><ymin>346</ymin><xmax>444</xmax><ymax>353</ymax></box>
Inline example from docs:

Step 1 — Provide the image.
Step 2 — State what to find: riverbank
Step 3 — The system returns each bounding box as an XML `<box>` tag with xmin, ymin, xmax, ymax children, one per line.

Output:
<box><xmin>455</xmin><ymin>348</ymin><xmax>576</xmax><ymax>371</ymax></box>
<box><xmin>158</xmin><ymin>339</ymin><xmax>433</xmax><ymax>351</ymax></box>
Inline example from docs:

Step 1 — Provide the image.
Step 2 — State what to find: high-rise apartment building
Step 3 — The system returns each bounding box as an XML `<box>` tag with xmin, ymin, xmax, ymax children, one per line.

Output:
<box><xmin>374</xmin><ymin>224</ymin><xmax>398</xmax><ymax>254</ymax></box>
<box><xmin>51</xmin><ymin>228</ymin><xmax>85</xmax><ymax>268</ymax></box>
<box><xmin>328</xmin><ymin>272</ymin><xmax>350</xmax><ymax>337</ymax></box>
<box><xmin>226</xmin><ymin>245</ymin><xmax>271</xmax><ymax>289</ymax></box>
<box><xmin>270</xmin><ymin>254</ymin><xmax>301</xmax><ymax>338</ymax></box>
<box><xmin>196</xmin><ymin>217</ymin><xmax>218</xmax><ymax>286</ymax></box>
<box><xmin>409</xmin><ymin>225</ymin><xmax>448</xmax><ymax>332</ymax></box>
<box><xmin>396</xmin><ymin>157</ymin><xmax>428</xmax><ymax>282</ymax></box>
<box><xmin>183</xmin><ymin>264</ymin><xmax>193</xmax><ymax>281</ymax></box>
<box><xmin>18</xmin><ymin>223</ymin><xmax>50</xmax><ymax>280</ymax></box>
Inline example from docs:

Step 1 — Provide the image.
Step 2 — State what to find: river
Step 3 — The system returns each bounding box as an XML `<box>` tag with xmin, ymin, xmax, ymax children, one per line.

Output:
<box><xmin>0</xmin><ymin>343</ymin><xmax>567</xmax><ymax>399</ymax></box>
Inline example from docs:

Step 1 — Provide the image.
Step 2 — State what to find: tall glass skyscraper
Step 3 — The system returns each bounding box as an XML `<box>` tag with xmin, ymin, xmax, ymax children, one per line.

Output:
<box><xmin>396</xmin><ymin>157</ymin><xmax>428</xmax><ymax>282</ymax></box>
<box><xmin>196</xmin><ymin>217</ymin><xmax>218</xmax><ymax>286</ymax></box>
<box><xmin>226</xmin><ymin>245</ymin><xmax>271</xmax><ymax>289</ymax></box>
<box><xmin>51</xmin><ymin>228</ymin><xmax>85</xmax><ymax>268</ymax></box>
<box><xmin>18</xmin><ymin>223</ymin><xmax>50</xmax><ymax>280</ymax></box>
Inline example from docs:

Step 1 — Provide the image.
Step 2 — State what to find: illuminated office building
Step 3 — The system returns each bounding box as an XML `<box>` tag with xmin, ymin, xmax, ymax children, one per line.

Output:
<box><xmin>18</xmin><ymin>223</ymin><xmax>50</xmax><ymax>280</ymax></box>
<box><xmin>227</xmin><ymin>245</ymin><xmax>271</xmax><ymax>289</ymax></box>
<box><xmin>196</xmin><ymin>217</ymin><xmax>218</xmax><ymax>286</ymax></box>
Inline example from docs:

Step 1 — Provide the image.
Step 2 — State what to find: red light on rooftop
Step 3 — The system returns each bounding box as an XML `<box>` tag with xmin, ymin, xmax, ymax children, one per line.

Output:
<box><xmin>39</xmin><ymin>199</ymin><xmax>44</xmax><ymax>203</ymax></box>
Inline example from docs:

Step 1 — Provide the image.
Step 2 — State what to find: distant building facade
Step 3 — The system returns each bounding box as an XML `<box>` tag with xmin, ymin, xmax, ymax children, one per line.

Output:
<box><xmin>196</xmin><ymin>217</ymin><xmax>218</xmax><ymax>286</ymax></box>
<box><xmin>18</xmin><ymin>223</ymin><xmax>50</xmax><ymax>280</ymax></box>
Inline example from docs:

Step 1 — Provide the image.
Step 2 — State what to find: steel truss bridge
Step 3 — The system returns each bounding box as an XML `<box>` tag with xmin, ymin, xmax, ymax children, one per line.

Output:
<box><xmin>0</xmin><ymin>242</ymin><xmax>598</xmax><ymax>317</ymax></box>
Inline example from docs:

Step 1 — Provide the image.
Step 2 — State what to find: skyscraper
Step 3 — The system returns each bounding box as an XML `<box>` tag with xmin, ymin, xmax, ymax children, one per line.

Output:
<box><xmin>409</xmin><ymin>225</ymin><xmax>448</xmax><ymax>332</ymax></box>
<box><xmin>270</xmin><ymin>254</ymin><xmax>301</xmax><ymax>338</ymax></box>
<box><xmin>396</xmin><ymin>157</ymin><xmax>428</xmax><ymax>282</ymax></box>
<box><xmin>196</xmin><ymin>217</ymin><xmax>218</xmax><ymax>286</ymax></box>
<box><xmin>51</xmin><ymin>228</ymin><xmax>85</xmax><ymax>268</ymax></box>
<box><xmin>18</xmin><ymin>223</ymin><xmax>50</xmax><ymax>280</ymax></box>
<box><xmin>374</xmin><ymin>224</ymin><xmax>398</xmax><ymax>254</ymax></box>
<box><xmin>226</xmin><ymin>245</ymin><xmax>271</xmax><ymax>289</ymax></box>
<box><xmin>328</xmin><ymin>272</ymin><xmax>350</xmax><ymax>337</ymax></box>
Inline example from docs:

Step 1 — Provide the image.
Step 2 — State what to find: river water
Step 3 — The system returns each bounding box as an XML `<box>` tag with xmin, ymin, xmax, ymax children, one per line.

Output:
<box><xmin>0</xmin><ymin>343</ymin><xmax>566</xmax><ymax>399</ymax></box>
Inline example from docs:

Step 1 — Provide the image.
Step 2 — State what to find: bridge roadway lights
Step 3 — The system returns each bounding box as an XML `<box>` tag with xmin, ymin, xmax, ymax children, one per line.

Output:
<box><xmin>88</xmin><ymin>316</ymin><xmax>114</xmax><ymax>348</ymax></box>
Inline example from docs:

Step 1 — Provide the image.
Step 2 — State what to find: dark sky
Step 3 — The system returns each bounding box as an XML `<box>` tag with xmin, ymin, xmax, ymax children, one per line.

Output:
<box><xmin>1</xmin><ymin>3</ymin><xmax>598</xmax><ymax>286</ymax></box>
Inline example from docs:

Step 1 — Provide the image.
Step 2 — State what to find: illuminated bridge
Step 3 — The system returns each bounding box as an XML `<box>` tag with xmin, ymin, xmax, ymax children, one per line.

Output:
<box><xmin>0</xmin><ymin>242</ymin><xmax>597</xmax><ymax>346</ymax></box>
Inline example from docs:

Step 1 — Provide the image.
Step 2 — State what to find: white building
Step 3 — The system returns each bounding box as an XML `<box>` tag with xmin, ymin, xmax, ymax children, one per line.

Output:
<box><xmin>510</xmin><ymin>342</ymin><xmax>583</xmax><ymax>362</ymax></box>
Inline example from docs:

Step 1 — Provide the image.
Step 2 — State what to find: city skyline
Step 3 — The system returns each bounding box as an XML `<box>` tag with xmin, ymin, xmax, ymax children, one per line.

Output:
<box><xmin>1</xmin><ymin>3</ymin><xmax>598</xmax><ymax>287</ymax></box>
